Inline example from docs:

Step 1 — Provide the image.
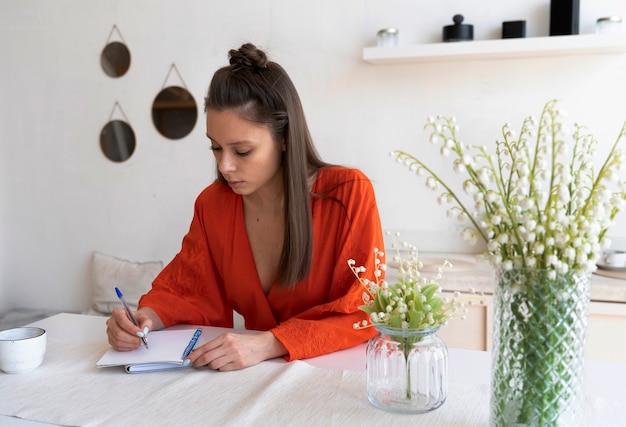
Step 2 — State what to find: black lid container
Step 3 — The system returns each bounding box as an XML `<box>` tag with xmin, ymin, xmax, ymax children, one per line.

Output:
<box><xmin>550</xmin><ymin>0</ymin><xmax>580</xmax><ymax>35</ymax></box>
<box><xmin>443</xmin><ymin>14</ymin><xmax>474</xmax><ymax>42</ymax></box>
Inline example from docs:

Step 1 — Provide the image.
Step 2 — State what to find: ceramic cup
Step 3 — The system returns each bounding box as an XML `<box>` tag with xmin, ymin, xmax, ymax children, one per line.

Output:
<box><xmin>0</xmin><ymin>327</ymin><xmax>47</xmax><ymax>374</ymax></box>
<box><xmin>602</xmin><ymin>249</ymin><xmax>626</xmax><ymax>268</ymax></box>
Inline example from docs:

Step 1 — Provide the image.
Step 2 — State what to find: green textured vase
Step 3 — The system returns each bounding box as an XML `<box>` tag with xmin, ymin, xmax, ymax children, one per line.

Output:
<box><xmin>490</xmin><ymin>268</ymin><xmax>591</xmax><ymax>426</ymax></box>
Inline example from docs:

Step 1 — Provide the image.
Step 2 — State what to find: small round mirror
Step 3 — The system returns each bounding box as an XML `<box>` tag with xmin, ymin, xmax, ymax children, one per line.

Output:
<box><xmin>101</xmin><ymin>41</ymin><xmax>131</xmax><ymax>78</ymax></box>
<box><xmin>100</xmin><ymin>120</ymin><xmax>136</xmax><ymax>162</ymax></box>
<box><xmin>151</xmin><ymin>86</ymin><xmax>198</xmax><ymax>140</ymax></box>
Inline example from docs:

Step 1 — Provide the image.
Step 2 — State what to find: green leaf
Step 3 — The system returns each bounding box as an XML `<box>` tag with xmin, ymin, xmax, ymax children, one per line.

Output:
<box><xmin>389</xmin><ymin>315</ymin><xmax>402</xmax><ymax>328</ymax></box>
<box><xmin>429</xmin><ymin>297</ymin><xmax>442</xmax><ymax>314</ymax></box>
<box><xmin>413</xmin><ymin>292</ymin><xmax>425</xmax><ymax>311</ymax></box>
<box><xmin>409</xmin><ymin>309</ymin><xmax>424</xmax><ymax>328</ymax></box>
<box><xmin>374</xmin><ymin>289</ymin><xmax>387</xmax><ymax>311</ymax></box>
<box><xmin>358</xmin><ymin>305</ymin><xmax>376</xmax><ymax>314</ymax></box>
<box><xmin>422</xmin><ymin>283</ymin><xmax>439</xmax><ymax>301</ymax></box>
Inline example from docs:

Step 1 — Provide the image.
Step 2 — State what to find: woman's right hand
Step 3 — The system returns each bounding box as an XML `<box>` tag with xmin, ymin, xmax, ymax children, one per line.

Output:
<box><xmin>106</xmin><ymin>307</ymin><xmax>163</xmax><ymax>351</ymax></box>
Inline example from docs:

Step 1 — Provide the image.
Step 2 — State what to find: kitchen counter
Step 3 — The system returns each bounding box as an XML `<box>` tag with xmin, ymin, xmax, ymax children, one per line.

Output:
<box><xmin>386</xmin><ymin>252</ymin><xmax>626</xmax><ymax>304</ymax></box>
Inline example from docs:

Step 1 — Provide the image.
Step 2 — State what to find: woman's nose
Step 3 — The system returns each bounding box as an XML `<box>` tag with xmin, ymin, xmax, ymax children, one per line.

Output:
<box><xmin>218</xmin><ymin>153</ymin><xmax>236</xmax><ymax>173</ymax></box>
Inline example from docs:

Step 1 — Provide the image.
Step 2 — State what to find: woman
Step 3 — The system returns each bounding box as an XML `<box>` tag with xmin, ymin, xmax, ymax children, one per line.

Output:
<box><xmin>106</xmin><ymin>43</ymin><xmax>384</xmax><ymax>371</ymax></box>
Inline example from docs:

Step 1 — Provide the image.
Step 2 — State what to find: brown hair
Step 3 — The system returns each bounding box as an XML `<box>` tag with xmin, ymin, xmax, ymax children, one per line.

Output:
<box><xmin>204</xmin><ymin>43</ymin><xmax>329</xmax><ymax>287</ymax></box>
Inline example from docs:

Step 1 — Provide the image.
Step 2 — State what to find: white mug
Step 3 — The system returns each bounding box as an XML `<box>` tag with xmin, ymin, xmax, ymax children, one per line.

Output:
<box><xmin>0</xmin><ymin>327</ymin><xmax>47</xmax><ymax>373</ymax></box>
<box><xmin>602</xmin><ymin>249</ymin><xmax>626</xmax><ymax>267</ymax></box>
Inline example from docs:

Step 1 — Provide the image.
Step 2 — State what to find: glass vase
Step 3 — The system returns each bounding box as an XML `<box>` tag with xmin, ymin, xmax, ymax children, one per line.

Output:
<box><xmin>490</xmin><ymin>268</ymin><xmax>591</xmax><ymax>426</ymax></box>
<box><xmin>366</xmin><ymin>324</ymin><xmax>448</xmax><ymax>414</ymax></box>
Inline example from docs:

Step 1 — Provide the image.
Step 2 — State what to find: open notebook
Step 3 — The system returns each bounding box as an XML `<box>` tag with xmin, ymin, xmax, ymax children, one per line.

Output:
<box><xmin>97</xmin><ymin>327</ymin><xmax>203</xmax><ymax>373</ymax></box>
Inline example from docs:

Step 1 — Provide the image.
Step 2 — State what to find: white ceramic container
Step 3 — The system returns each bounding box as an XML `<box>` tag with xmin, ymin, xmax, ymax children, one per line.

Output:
<box><xmin>0</xmin><ymin>327</ymin><xmax>47</xmax><ymax>373</ymax></box>
<box><xmin>600</xmin><ymin>249</ymin><xmax>626</xmax><ymax>268</ymax></box>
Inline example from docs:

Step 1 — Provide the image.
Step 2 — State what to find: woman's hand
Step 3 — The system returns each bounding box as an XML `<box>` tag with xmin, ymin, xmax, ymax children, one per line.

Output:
<box><xmin>184</xmin><ymin>331</ymin><xmax>287</xmax><ymax>371</ymax></box>
<box><xmin>106</xmin><ymin>307</ymin><xmax>164</xmax><ymax>351</ymax></box>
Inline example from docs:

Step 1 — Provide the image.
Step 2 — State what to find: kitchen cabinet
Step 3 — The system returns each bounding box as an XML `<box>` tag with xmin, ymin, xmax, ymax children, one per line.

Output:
<box><xmin>437</xmin><ymin>291</ymin><xmax>493</xmax><ymax>352</ymax></box>
<box><xmin>587</xmin><ymin>301</ymin><xmax>626</xmax><ymax>363</ymax></box>
<box><xmin>438</xmin><ymin>289</ymin><xmax>626</xmax><ymax>363</ymax></box>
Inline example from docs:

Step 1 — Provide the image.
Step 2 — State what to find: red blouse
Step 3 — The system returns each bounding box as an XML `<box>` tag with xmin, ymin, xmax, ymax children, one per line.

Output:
<box><xmin>139</xmin><ymin>166</ymin><xmax>384</xmax><ymax>361</ymax></box>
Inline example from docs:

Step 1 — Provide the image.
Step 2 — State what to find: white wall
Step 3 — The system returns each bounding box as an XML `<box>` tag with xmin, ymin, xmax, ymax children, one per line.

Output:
<box><xmin>1</xmin><ymin>0</ymin><xmax>625</xmax><ymax>313</ymax></box>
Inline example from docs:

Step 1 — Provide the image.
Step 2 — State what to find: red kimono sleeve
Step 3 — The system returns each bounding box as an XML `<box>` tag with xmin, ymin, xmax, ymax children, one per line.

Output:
<box><xmin>270</xmin><ymin>168</ymin><xmax>385</xmax><ymax>361</ymax></box>
<box><xmin>138</xmin><ymin>184</ymin><xmax>235</xmax><ymax>328</ymax></box>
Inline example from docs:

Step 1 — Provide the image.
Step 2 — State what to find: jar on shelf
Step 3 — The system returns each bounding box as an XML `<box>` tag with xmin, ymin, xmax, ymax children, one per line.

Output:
<box><xmin>366</xmin><ymin>324</ymin><xmax>448</xmax><ymax>414</ymax></box>
<box><xmin>376</xmin><ymin>28</ymin><xmax>399</xmax><ymax>47</ymax></box>
<box><xmin>596</xmin><ymin>16</ymin><xmax>623</xmax><ymax>34</ymax></box>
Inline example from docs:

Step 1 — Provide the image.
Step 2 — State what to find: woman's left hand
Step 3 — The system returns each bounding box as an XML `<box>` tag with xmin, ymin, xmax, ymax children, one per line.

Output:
<box><xmin>184</xmin><ymin>331</ymin><xmax>287</xmax><ymax>371</ymax></box>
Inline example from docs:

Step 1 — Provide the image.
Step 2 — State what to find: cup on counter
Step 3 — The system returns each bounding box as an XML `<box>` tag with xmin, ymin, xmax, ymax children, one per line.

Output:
<box><xmin>0</xmin><ymin>327</ymin><xmax>47</xmax><ymax>374</ymax></box>
<box><xmin>601</xmin><ymin>249</ymin><xmax>626</xmax><ymax>268</ymax></box>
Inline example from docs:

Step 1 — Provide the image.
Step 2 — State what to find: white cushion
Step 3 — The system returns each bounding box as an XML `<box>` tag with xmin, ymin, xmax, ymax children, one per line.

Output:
<box><xmin>91</xmin><ymin>252</ymin><xmax>163</xmax><ymax>315</ymax></box>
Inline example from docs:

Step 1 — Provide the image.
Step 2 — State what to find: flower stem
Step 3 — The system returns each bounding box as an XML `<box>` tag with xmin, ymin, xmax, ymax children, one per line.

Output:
<box><xmin>402</xmin><ymin>338</ymin><xmax>412</xmax><ymax>400</ymax></box>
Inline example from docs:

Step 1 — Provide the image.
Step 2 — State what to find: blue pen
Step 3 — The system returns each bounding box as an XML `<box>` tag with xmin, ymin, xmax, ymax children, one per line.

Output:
<box><xmin>115</xmin><ymin>287</ymin><xmax>149</xmax><ymax>349</ymax></box>
<box><xmin>182</xmin><ymin>328</ymin><xmax>203</xmax><ymax>359</ymax></box>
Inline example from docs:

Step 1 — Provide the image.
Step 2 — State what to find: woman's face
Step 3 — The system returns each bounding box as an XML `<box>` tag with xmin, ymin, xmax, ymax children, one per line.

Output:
<box><xmin>206</xmin><ymin>108</ymin><xmax>283</xmax><ymax>197</ymax></box>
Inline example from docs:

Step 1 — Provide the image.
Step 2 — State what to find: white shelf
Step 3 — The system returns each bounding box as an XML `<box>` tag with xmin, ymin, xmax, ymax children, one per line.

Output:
<box><xmin>362</xmin><ymin>34</ymin><xmax>626</xmax><ymax>64</ymax></box>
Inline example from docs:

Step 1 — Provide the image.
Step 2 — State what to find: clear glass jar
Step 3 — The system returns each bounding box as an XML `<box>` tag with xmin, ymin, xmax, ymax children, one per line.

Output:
<box><xmin>366</xmin><ymin>324</ymin><xmax>448</xmax><ymax>414</ymax></box>
<box><xmin>376</xmin><ymin>28</ymin><xmax>399</xmax><ymax>47</ymax></box>
<box><xmin>596</xmin><ymin>16</ymin><xmax>623</xmax><ymax>34</ymax></box>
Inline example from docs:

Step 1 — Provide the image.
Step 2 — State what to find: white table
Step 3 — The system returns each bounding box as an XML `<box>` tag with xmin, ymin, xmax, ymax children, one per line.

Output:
<box><xmin>1</xmin><ymin>313</ymin><xmax>625</xmax><ymax>426</ymax></box>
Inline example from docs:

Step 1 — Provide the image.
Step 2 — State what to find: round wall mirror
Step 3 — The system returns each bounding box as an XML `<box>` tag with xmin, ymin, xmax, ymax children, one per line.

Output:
<box><xmin>100</xmin><ymin>120</ymin><xmax>136</xmax><ymax>162</ymax></box>
<box><xmin>101</xmin><ymin>41</ymin><xmax>131</xmax><ymax>78</ymax></box>
<box><xmin>151</xmin><ymin>86</ymin><xmax>198</xmax><ymax>140</ymax></box>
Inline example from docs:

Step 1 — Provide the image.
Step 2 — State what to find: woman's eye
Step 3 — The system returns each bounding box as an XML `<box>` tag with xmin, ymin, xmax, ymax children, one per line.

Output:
<box><xmin>209</xmin><ymin>144</ymin><xmax>249</xmax><ymax>156</ymax></box>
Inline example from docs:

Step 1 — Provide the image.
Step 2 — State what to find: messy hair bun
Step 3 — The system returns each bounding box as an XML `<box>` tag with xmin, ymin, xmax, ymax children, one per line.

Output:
<box><xmin>228</xmin><ymin>43</ymin><xmax>269</xmax><ymax>71</ymax></box>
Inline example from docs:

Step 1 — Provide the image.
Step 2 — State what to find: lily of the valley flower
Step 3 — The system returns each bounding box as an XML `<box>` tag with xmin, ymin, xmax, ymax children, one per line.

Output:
<box><xmin>392</xmin><ymin>100</ymin><xmax>626</xmax><ymax>278</ymax></box>
<box><xmin>349</xmin><ymin>232</ymin><xmax>483</xmax><ymax>331</ymax></box>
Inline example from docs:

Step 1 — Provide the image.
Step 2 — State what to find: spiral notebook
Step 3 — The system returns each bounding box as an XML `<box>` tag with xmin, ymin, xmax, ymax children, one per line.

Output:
<box><xmin>97</xmin><ymin>327</ymin><xmax>203</xmax><ymax>373</ymax></box>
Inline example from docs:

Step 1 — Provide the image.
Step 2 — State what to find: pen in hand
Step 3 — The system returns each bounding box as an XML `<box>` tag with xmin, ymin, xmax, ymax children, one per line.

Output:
<box><xmin>115</xmin><ymin>286</ymin><xmax>149</xmax><ymax>349</ymax></box>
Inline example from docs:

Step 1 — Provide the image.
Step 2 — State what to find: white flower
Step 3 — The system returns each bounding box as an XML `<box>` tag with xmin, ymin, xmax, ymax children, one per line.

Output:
<box><xmin>426</xmin><ymin>176</ymin><xmax>438</xmax><ymax>190</ymax></box>
<box><xmin>454</xmin><ymin>162</ymin><xmax>467</xmax><ymax>174</ymax></box>
<box><xmin>437</xmin><ymin>194</ymin><xmax>450</xmax><ymax>205</ymax></box>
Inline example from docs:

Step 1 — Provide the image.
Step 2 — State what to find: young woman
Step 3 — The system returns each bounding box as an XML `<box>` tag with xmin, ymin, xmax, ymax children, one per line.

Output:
<box><xmin>106</xmin><ymin>43</ymin><xmax>384</xmax><ymax>371</ymax></box>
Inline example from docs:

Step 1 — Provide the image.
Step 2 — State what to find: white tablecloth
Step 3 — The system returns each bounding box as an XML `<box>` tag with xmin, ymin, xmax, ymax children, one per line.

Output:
<box><xmin>0</xmin><ymin>336</ymin><xmax>624</xmax><ymax>426</ymax></box>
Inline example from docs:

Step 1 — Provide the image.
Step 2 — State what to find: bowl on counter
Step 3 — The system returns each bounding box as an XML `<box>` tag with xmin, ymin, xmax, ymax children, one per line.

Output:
<box><xmin>597</xmin><ymin>249</ymin><xmax>626</xmax><ymax>271</ymax></box>
<box><xmin>0</xmin><ymin>326</ymin><xmax>47</xmax><ymax>373</ymax></box>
